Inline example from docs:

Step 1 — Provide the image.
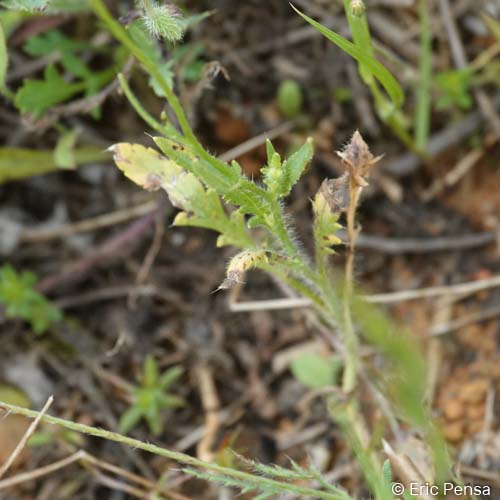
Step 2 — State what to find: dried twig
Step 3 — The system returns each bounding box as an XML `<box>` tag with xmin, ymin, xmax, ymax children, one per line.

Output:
<box><xmin>37</xmin><ymin>198</ymin><xmax>167</xmax><ymax>294</ymax></box>
<box><xmin>383</xmin><ymin>93</ymin><xmax>500</xmax><ymax>176</ymax></box>
<box><xmin>383</xmin><ymin>440</ymin><xmax>432</xmax><ymax>500</ymax></box>
<box><xmin>0</xmin><ymin>396</ymin><xmax>53</xmax><ymax>480</ymax></box>
<box><xmin>351</xmin><ymin>231</ymin><xmax>497</xmax><ymax>254</ymax></box>
<box><xmin>218</xmin><ymin>121</ymin><xmax>294</xmax><ymax>162</ymax></box>
<box><xmin>20</xmin><ymin>200</ymin><xmax>157</xmax><ymax>243</ymax></box>
<box><xmin>429</xmin><ymin>303</ymin><xmax>500</xmax><ymax>336</ymax></box>
<box><xmin>229</xmin><ymin>274</ymin><xmax>500</xmax><ymax>311</ymax></box>
<box><xmin>195</xmin><ymin>364</ymin><xmax>220</xmax><ymax>462</ymax></box>
<box><xmin>0</xmin><ymin>450</ymin><xmax>84</xmax><ymax>490</ymax></box>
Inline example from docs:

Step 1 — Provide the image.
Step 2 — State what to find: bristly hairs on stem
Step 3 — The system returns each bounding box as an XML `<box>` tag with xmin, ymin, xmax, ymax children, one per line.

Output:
<box><xmin>138</xmin><ymin>0</ymin><xmax>185</xmax><ymax>41</ymax></box>
<box><xmin>337</xmin><ymin>131</ymin><xmax>382</xmax><ymax>392</ymax></box>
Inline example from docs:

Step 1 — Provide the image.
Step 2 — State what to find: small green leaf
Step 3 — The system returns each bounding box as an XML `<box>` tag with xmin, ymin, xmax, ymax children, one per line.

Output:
<box><xmin>435</xmin><ymin>68</ymin><xmax>473</xmax><ymax>110</ymax></box>
<box><xmin>381</xmin><ymin>459</ymin><xmax>392</xmax><ymax>487</ymax></box>
<box><xmin>261</xmin><ymin>138</ymin><xmax>313</xmax><ymax>198</ymax></box>
<box><xmin>0</xmin><ymin>264</ymin><xmax>62</xmax><ymax>334</ymax></box>
<box><xmin>18</xmin><ymin>30</ymin><xmax>113</xmax><ymax>117</ymax></box>
<box><xmin>119</xmin><ymin>405</ymin><xmax>143</xmax><ymax>434</ymax></box>
<box><xmin>14</xmin><ymin>64</ymin><xmax>85</xmax><ymax>117</ymax></box>
<box><xmin>265</xmin><ymin>139</ymin><xmax>276</xmax><ymax>164</ymax></box>
<box><xmin>0</xmin><ymin>384</ymin><xmax>30</xmax><ymax>407</ymax></box>
<box><xmin>23</xmin><ymin>30</ymin><xmax>89</xmax><ymax>59</ymax></box>
<box><xmin>277</xmin><ymin>79</ymin><xmax>303</xmax><ymax>119</ymax></box>
<box><xmin>145</xmin><ymin>412</ymin><xmax>163</xmax><ymax>436</ymax></box>
<box><xmin>291</xmin><ymin>5</ymin><xmax>404</xmax><ymax>107</ymax></box>
<box><xmin>159</xmin><ymin>394</ymin><xmax>185</xmax><ymax>408</ymax></box>
<box><xmin>119</xmin><ymin>357</ymin><xmax>186</xmax><ymax>436</ymax></box>
<box><xmin>291</xmin><ymin>353</ymin><xmax>342</xmax><ymax>389</ymax></box>
<box><xmin>281</xmin><ymin>138</ymin><xmax>314</xmax><ymax>194</ymax></box>
<box><xmin>54</xmin><ymin>129</ymin><xmax>78</xmax><ymax>169</ymax></box>
<box><xmin>143</xmin><ymin>355</ymin><xmax>159</xmax><ymax>386</ymax></box>
<box><xmin>45</xmin><ymin>0</ymin><xmax>90</xmax><ymax>13</ymax></box>
<box><xmin>159</xmin><ymin>366</ymin><xmax>184</xmax><ymax>390</ymax></box>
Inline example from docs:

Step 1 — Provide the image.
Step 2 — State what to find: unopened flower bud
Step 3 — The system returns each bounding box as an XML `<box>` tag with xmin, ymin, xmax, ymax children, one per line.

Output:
<box><xmin>351</xmin><ymin>0</ymin><xmax>366</xmax><ymax>17</ymax></box>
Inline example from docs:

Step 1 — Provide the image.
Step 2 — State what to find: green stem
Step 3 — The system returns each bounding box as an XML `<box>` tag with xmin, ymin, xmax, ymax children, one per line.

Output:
<box><xmin>117</xmin><ymin>73</ymin><xmax>180</xmax><ymax>139</ymax></box>
<box><xmin>0</xmin><ymin>401</ymin><xmax>347</xmax><ymax>500</ymax></box>
<box><xmin>92</xmin><ymin>0</ymin><xmax>309</xmax><ymax>270</ymax></box>
<box><xmin>90</xmin><ymin>0</ymin><xmax>239</xmax><ymax>182</ymax></box>
<box><xmin>343</xmin><ymin>0</ymin><xmax>417</xmax><ymax>153</ymax></box>
<box><xmin>415</xmin><ymin>0</ymin><xmax>432</xmax><ymax>152</ymax></box>
<box><xmin>261</xmin><ymin>263</ymin><xmax>326</xmax><ymax>311</ymax></box>
<box><xmin>90</xmin><ymin>0</ymin><xmax>192</xmax><ymax>140</ymax></box>
<box><xmin>329</xmin><ymin>399</ymin><xmax>389</xmax><ymax>500</ymax></box>
<box><xmin>0</xmin><ymin>147</ymin><xmax>109</xmax><ymax>184</ymax></box>
<box><xmin>342</xmin><ymin>183</ymin><xmax>360</xmax><ymax>393</ymax></box>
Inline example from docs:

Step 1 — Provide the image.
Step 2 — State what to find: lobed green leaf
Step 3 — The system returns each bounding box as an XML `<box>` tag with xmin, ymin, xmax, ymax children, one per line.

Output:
<box><xmin>111</xmin><ymin>142</ymin><xmax>253</xmax><ymax>248</ymax></box>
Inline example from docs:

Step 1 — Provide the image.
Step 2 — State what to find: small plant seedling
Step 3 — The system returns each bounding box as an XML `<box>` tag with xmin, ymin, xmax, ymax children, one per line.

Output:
<box><xmin>435</xmin><ymin>68</ymin><xmax>473</xmax><ymax>110</ymax></box>
<box><xmin>119</xmin><ymin>355</ymin><xmax>185</xmax><ymax>436</ymax></box>
<box><xmin>0</xmin><ymin>264</ymin><xmax>62</xmax><ymax>334</ymax></box>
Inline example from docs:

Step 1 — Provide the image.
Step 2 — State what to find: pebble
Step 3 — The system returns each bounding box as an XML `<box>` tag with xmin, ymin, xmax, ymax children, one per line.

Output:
<box><xmin>443</xmin><ymin>399</ymin><xmax>465</xmax><ymax>420</ymax></box>
<box><xmin>458</xmin><ymin>379</ymin><xmax>489</xmax><ymax>404</ymax></box>
<box><xmin>443</xmin><ymin>421</ymin><xmax>464</xmax><ymax>442</ymax></box>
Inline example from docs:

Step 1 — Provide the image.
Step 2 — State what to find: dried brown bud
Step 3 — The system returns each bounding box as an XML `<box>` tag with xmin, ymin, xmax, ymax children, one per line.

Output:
<box><xmin>320</xmin><ymin>173</ymin><xmax>350</xmax><ymax>214</ymax></box>
<box><xmin>336</xmin><ymin>130</ymin><xmax>382</xmax><ymax>188</ymax></box>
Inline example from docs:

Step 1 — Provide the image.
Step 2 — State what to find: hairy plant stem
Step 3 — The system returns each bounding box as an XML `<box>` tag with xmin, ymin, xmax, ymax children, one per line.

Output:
<box><xmin>87</xmin><ymin>4</ymin><xmax>388</xmax><ymax>497</ymax></box>
<box><xmin>92</xmin><ymin>0</ymin><xmax>310</xmax><ymax>277</ymax></box>
<box><xmin>260</xmin><ymin>263</ymin><xmax>326</xmax><ymax>311</ymax></box>
<box><xmin>329</xmin><ymin>398</ymin><xmax>387</xmax><ymax>500</ymax></box>
<box><xmin>90</xmin><ymin>0</ymin><xmax>225</xmax><ymax>177</ymax></box>
<box><xmin>0</xmin><ymin>401</ymin><xmax>348</xmax><ymax>500</ymax></box>
<box><xmin>342</xmin><ymin>0</ymin><xmax>416</xmax><ymax>154</ymax></box>
<box><xmin>342</xmin><ymin>184</ymin><xmax>361</xmax><ymax>393</ymax></box>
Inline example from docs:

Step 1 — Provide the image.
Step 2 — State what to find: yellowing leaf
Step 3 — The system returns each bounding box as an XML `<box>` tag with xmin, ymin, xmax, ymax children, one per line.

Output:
<box><xmin>109</xmin><ymin>142</ymin><xmax>182</xmax><ymax>191</ymax></box>
<box><xmin>111</xmin><ymin>143</ymin><xmax>253</xmax><ymax>249</ymax></box>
